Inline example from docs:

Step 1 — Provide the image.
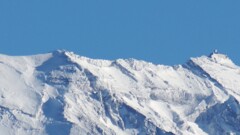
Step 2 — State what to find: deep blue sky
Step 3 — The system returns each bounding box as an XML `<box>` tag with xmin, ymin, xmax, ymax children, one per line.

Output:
<box><xmin>0</xmin><ymin>1</ymin><xmax>239</xmax><ymax>65</ymax></box>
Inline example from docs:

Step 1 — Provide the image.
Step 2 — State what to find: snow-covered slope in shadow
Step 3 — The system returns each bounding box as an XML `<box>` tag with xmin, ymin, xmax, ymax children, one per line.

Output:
<box><xmin>0</xmin><ymin>50</ymin><xmax>239</xmax><ymax>135</ymax></box>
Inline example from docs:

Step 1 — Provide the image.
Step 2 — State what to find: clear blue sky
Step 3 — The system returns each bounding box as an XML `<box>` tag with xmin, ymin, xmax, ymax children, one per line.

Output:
<box><xmin>0</xmin><ymin>1</ymin><xmax>239</xmax><ymax>65</ymax></box>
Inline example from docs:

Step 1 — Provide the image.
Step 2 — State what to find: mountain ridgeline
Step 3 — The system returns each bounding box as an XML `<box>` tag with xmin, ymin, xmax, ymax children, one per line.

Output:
<box><xmin>0</xmin><ymin>50</ymin><xmax>239</xmax><ymax>135</ymax></box>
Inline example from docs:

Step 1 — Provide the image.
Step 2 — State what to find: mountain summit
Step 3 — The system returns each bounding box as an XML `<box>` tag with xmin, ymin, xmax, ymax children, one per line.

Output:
<box><xmin>0</xmin><ymin>51</ymin><xmax>239</xmax><ymax>135</ymax></box>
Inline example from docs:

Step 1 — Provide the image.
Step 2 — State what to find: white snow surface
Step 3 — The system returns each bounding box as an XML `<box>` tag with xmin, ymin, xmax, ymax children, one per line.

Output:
<box><xmin>0</xmin><ymin>50</ymin><xmax>239</xmax><ymax>135</ymax></box>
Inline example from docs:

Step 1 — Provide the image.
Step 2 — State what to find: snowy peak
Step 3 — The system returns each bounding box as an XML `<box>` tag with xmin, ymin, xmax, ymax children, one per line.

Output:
<box><xmin>0</xmin><ymin>51</ymin><xmax>239</xmax><ymax>135</ymax></box>
<box><xmin>208</xmin><ymin>51</ymin><xmax>235</xmax><ymax>67</ymax></box>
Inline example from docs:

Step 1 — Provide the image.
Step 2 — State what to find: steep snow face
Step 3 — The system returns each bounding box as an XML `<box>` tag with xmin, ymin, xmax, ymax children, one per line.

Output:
<box><xmin>0</xmin><ymin>50</ymin><xmax>239</xmax><ymax>135</ymax></box>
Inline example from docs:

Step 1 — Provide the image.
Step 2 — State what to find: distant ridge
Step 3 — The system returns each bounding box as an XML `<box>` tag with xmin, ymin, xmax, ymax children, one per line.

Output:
<box><xmin>0</xmin><ymin>51</ymin><xmax>239</xmax><ymax>135</ymax></box>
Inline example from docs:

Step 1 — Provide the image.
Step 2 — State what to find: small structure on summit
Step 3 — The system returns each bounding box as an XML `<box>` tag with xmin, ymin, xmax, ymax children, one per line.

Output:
<box><xmin>213</xmin><ymin>49</ymin><xmax>218</xmax><ymax>54</ymax></box>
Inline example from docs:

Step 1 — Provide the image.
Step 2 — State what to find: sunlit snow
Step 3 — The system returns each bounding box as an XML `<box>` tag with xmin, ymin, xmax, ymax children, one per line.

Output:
<box><xmin>0</xmin><ymin>50</ymin><xmax>239</xmax><ymax>135</ymax></box>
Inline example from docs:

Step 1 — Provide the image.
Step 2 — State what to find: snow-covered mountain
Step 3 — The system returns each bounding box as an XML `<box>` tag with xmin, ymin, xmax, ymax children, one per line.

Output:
<box><xmin>0</xmin><ymin>50</ymin><xmax>239</xmax><ymax>135</ymax></box>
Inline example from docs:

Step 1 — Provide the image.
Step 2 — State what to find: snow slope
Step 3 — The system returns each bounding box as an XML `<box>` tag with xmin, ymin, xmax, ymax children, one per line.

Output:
<box><xmin>0</xmin><ymin>50</ymin><xmax>239</xmax><ymax>135</ymax></box>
